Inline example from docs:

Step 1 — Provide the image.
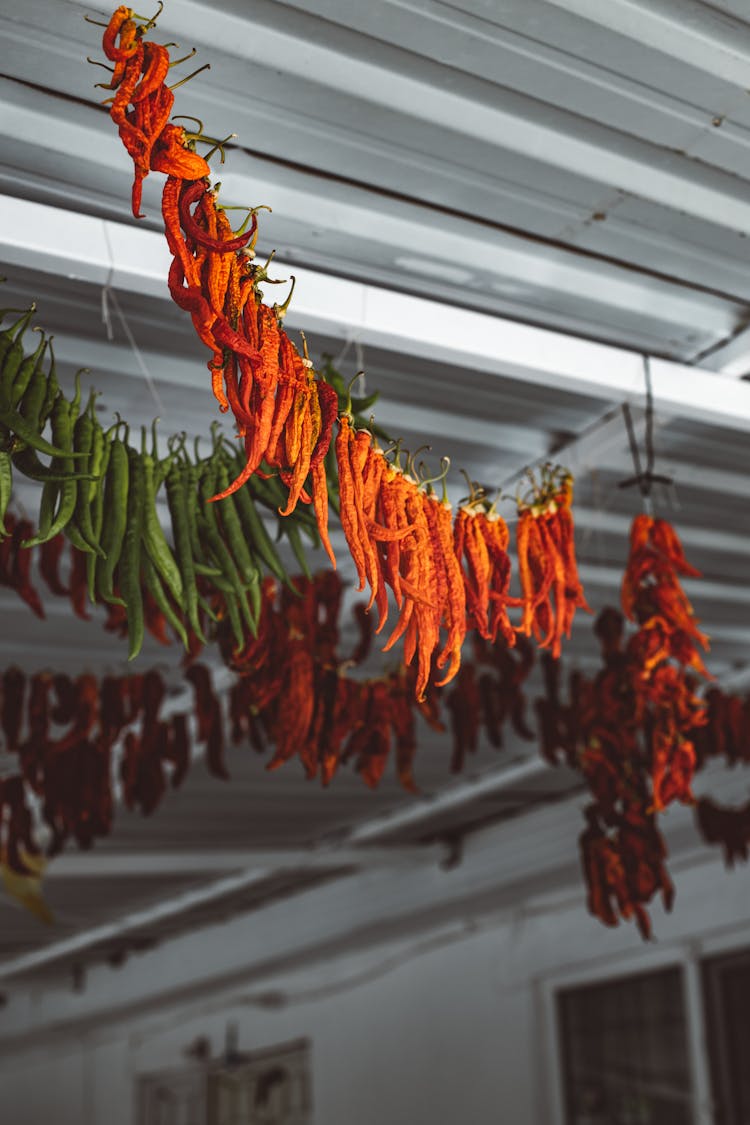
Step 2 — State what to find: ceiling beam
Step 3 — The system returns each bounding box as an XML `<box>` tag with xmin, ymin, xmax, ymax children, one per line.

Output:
<box><xmin>698</xmin><ymin>322</ymin><xmax>750</xmax><ymax>377</ymax></box>
<box><xmin>46</xmin><ymin>845</ymin><xmax>441</xmax><ymax>880</ymax></box>
<box><xmin>2</xmin><ymin>195</ymin><xmax>750</xmax><ymax>435</ymax></box>
<box><xmin>0</xmin><ymin>783</ymin><xmax>723</xmax><ymax>1046</ymax></box>
<box><xmin>543</xmin><ymin>0</ymin><xmax>750</xmax><ymax>90</ymax></box>
<box><xmin>0</xmin><ymin>756</ymin><xmax>554</xmax><ymax>987</ymax></box>
<box><xmin>148</xmin><ymin>2</ymin><xmax>750</xmax><ymax>239</ymax></box>
<box><xmin>577</xmin><ymin>564</ymin><xmax>750</xmax><ymax>606</ymax></box>
<box><xmin>596</xmin><ymin>448</ymin><xmax>750</xmax><ymax>501</ymax></box>
<box><xmin>47</xmin><ymin>336</ymin><xmax>548</xmax><ymax>458</ymax></box>
<box><xmin>572</xmin><ymin>506</ymin><xmax>750</xmax><ymax>557</ymax></box>
<box><xmin>343</xmin><ymin>756</ymin><xmax>557</xmax><ymax>845</ymax></box>
<box><xmin>0</xmin><ymin>82</ymin><xmax>735</xmax><ymax>346</ymax></box>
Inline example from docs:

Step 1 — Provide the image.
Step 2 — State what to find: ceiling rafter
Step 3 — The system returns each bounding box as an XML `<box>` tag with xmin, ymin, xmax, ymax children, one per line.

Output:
<box><xmin>2</xmin><ymin>195</ymin><xmax>750</xmax><ymax>434</ymax></box>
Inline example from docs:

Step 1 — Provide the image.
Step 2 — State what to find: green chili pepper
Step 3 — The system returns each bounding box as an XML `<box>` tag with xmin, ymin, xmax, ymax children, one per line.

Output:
<box><xmin>21</xmin><ymin>394</ymin><xmax>80</xmax><ymax>547</ymax></box>
<box><xmin>0</xmin><ymin>308</ymin><xmax>36</xmax><ymax>398</ymax></box>
<box><xmin>39</xmin><ymin>345</ymin><xmax>63</xmax><ymax>431</ymax></box>
<box><xmin>13</xmin><ymin>364</ymin><xmax>97</xmax><ymax>483</ymax></box>
<box><xmin>29</xmin><ymin>479</ymin><xmax>59</xmax><ymax>546</ymax></box>
<box><xmin>285</xmin><ymin>519</ymin><xmax>312</xmax><ymax>580</ymax></box>
<box><xmin>214</xmin><ymin>460</ymin><xmax>261</xmax><ymax>590</ymax></box>
<box><xmin>87</xmin><ymin>437</ymin><xmax>111</xmax><ymax>603</ymax></box>
<box><xmin>70</xmin><ymin>393</ymin><xmax>105</xmax><ymax>556</ymax></box>
<box><xmin>17</xmin><ymin>332</ymin><xmax>51</xmax><ymax>428</ymax></box>
<box><xmin>10</xmin><ymin>328</ymin><xmax>46</xmax><ymax>410</ymax></box>
<box><xmin>194</xmin><ymin>560</ymin><xmax>224</xmax><ymax>578</ymax></box>
<box><xmin>122</xmin><ymin>447</ymin><xmax>145</xmax><ymax>661</ymax></box>
<box><xmin>165</xmin><ymin>461</ymin><xmax>206</xmax><ymax>643</ymax></box>
<box><xmin>97</xmin><ymin>432</ymin><xmax>129</xmax><ymax>606</ymax></box>
<box><xmin>0</xmin><ymin>403</ymin><xmax>81</xmax><ymax>460</ymax></box>
<box><xmin>87</xmin><ymin>410</ymin><xmax>106</xmax><ymax>504</ymax></box>
<box><xmin>141</xmin><ymin>440</ymin><xmax>183</xmax><ymax>607</ymax></box>
<box><xmin>216</xmin><ymin>585</ymin><xmax>245</xmax><ymax>650</ymax></box>
<box><xmin>142</xmin><ymin>552</ymin><xmax>189</xmax><ymax>650</ymax></box>
<box><xmin>11</xmin><ymin>448</ymin><xmax>96</xmax><ymax>484</ymax></box>
<box><xmin>197</xmin><ymin>460</ymin><xmax>256</xmax><ymax>636</ymax></box>
<box><xmin>232</xmin><ymin>475</ymin><xmax>296</xmax><ymax>591</ymax></box>
<box><xmin>184</xmin><ymin>460</ymin><xmax>205</xmax><ymax>566</ymax></box>
<box><xmin>0</xmin><ymin>450</ymin><xmax>11</xmax><ymax>537</ymax></box>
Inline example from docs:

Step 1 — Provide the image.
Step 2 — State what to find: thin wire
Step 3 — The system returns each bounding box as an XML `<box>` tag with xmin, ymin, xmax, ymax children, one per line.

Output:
<box><xmin>105</xmin><ymin>287</ymin><xmax>165</xmax><ymax>414</ymax></box>
<box><xmin>621</xmin><ymin>402</ymin><xmax>644</xmax><ymax>485</ymax></box>
<box><xmin>617</xmin><ymin>356</ymin><xmax>671</xmax><ymax>516</ymax></box>
<box><xmin>101</xmin><ymin>222</ymin><xmax>164</xmax><ymax>412</ymax></box>
<box><xmin>100</xmin><ymin>223</ymin><xmax>115</xmax><ymax>342</ymax></box>
<box><xmin>333</xmin><ymin>334</ymin><xmax>353</xmax><ymax>368</ymax></box>
<box><xmin>643</xmin><ymin>354</ymin><xmax>655</xmax><ymax>477</ymax></box>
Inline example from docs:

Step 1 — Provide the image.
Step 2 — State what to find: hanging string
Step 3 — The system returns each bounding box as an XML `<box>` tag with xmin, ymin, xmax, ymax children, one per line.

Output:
<box><xmin>101</xmin><ymin>222</ymin><xmax>164</xmax><ymax>413</ymax></box>
<box><xmin>617</xmin><ymin>355</ymin><xmax>672</xmax><ymax>514</ymax></box>
<box><xmin>105</xmin><ymin>287</ymin><xmax>165</xmax><ymax>414</ymax></box>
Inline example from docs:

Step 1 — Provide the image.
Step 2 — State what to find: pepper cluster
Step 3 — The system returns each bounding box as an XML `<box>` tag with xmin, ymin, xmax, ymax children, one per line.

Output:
<box><xmin>335</xmin><ymin>421</ymin><xmax>588</xmax><ymax>698</ymax></box>
<box><xmin>534</xmin><ymin>515</ymin><xmax>712</xmax><ymax>937</ymax></box>
<box><xmin>621</xmin><ymin>514</ymin><xmax>709</xmax><ymax>808</ymax></box>
<box><xmin>0</xmin><ymin>312</ymin><xmax>98</xmax><ymax>539</ymax></box>
<box><xmin>99</xmin><ymin>6</ymin><xmax>339</xmax><ymax>553</ymax></box>
<box><xmin>219</xmin><ymin>569</ymin><xmax>536</xmax><ymax>788</ymax></box>
<box><xmin>0</xmin><ymin>662</ymin><xmax>227</xmax><ymax>873</ymax></box>
<box><xmin>0</xmin><ymin>309</ymin><xmax>339</xmax><ymax>659</ymax></box>
<box><xmin>223</xmin><ymin>570</ymin><xmax>422</xmax><ymax>789</ymax></box>
<box><xmin>515</xmin><ymin>464</ymin><xmax>589</xmax><ymax>660</ymax></box>
<box><xmin>0</xmin><ymin>568</ymin><xmax>539</xmax><ymax>886</ymax></box>
<box><xmin>692</xmin><ymin>686</ymin><xmax>750</xmax><ymax>865</ymax></box>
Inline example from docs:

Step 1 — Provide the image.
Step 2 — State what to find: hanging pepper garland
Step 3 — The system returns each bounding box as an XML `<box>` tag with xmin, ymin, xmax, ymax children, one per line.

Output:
<box><xmin>535</xmin><ymin>514</ymin><xmax>713</xmax><ymax>938</ymax></box>
<box><xmin>0</xmin><ymin>567</ymin><xmax>539</xmax><ymax>884</ymax></box>
<box><xmin>2</xmin><ymin>529</ymin><xmax>747</xmax><ymax>937</ymax></box>
<box><xmin>89</xmin><ymin>5</ymin><xmax>590</xmax><ymax>694</ymax></box>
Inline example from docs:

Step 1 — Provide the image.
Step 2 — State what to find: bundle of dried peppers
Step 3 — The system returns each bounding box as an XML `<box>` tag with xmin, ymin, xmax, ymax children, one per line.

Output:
<box><xmin>93</xmin><ymin>7</ymin><xmax>589</xmax><ymax>692</ymax></box>
<box><xmin>535</xmin><ymin>514</ymin><xmax>712</xmax><ymax>938</ymax></box>
<box><xmin>0</xmin><ymin>567</ymin><xmax>539</xmax><ymax>886</ymax></box>
<box><xmin>0</xmin><ymin>662</ymin><xmax>220</xmax><ymax>872</ymax></box>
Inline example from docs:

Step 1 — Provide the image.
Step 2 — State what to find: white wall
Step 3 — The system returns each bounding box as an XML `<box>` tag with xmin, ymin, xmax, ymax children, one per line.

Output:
<box><xmin>1</xmin><ymin>802</ymin><xmax>749</xmax><ymax>1125</ymax></box>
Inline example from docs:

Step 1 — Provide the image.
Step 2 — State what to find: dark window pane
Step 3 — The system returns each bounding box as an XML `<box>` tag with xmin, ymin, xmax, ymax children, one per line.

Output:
<box><xmin>703</xmin><ymin>949</ymin><xmax>750</xmax><ymax>1125</ymax></box>
<box><xmin>558</xmin><ymin>967</ymin><xmax>692</xmax><ymax>1125</ymax></box>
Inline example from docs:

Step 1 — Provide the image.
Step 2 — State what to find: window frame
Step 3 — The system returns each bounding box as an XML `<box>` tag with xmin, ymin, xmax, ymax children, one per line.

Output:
<box><xmin>538</xmin><ymin>943</ymin><xmax>714</xmax><ymax>1125</ymax></box>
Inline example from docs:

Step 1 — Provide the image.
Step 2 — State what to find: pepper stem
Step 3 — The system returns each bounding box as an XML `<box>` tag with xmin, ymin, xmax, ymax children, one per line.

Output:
<box><xmin>341</xmin><ymin>370</ymin><xmax>364</xmax><ymax>417</ymax></box>
<box><xmin>87</xmin><ymin>56</ymin><xmax>115</xmax><ymax>72</ymax></box>
<box><xmin>406</xmin><ymin>443</ymin><xmax>431</xmax><ymax>481</ymax></box>
<box><xmin>274</xmin><ymin>275</ymin><xmax>296</xmax><ymax>320</ymax></box>
<box><xmin>202</xmin><ymin>133</ymin><xmax>237</xmax><ymax>164</ymax></box>
<box><xmin>169</xmin><ymin>47</ymin><xmax>197</xmax><ymax>68</ymax></box>
<box><xmin>384</xmin><ymin>438</ymin><xmax>404</xmax><ymax>472</ymax></box>
<box><xmin>132</xmin><ymin>0</ymin><xmax>163</xmax><ymax>30</ymax></box>
<box><xmin>173</xmin><ymin>114</ymin><xmax>204</xmax><ymax>134</ymax></box>
<box><xmin>168</xmin><ymin>62</ymin><xmax>210</xmax><ymax>92</ymax></box>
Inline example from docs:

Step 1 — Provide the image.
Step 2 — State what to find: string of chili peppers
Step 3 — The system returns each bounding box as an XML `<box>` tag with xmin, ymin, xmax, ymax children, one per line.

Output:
<box><xmin>5</xmin><ymin>557</ymin><xmax>747</xmax><ymax>928</ymax></box>
<box><xmin>92</xmin><ymin>8</ymin><xmax>590</xmax><ymax>694</ymax></box>
<box><xmin>0</xmin><ymin>661</ymin><xmax>223</xmax><ymax>880</ymax></box>
<box><xmin>0</xmin><ymin>568</ymin><xmax>539</xmax><ymax>902</ymax></box>
<box><xmin>92</xmin><ymin>4</ymin><xmax>340</xmax><ymax>557</ymax></box>
<box><xmin>534</xmin><ymin>514</ymin><xmax>714</xmax><ymax>938</ymax></box>
<box><xmin>514</xmin><ymin>463</ymin><xmax>590</xmax><ymax>660</ymax></box>
<box><xmin>0</xmin><ymin>308</ymin><xmax>387</xmax><ymax>662</ymax></box>
<box><xmin>220</xmin><ymin>569</ymin><xmax>536</xmax><ymax>788</ymax></box>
